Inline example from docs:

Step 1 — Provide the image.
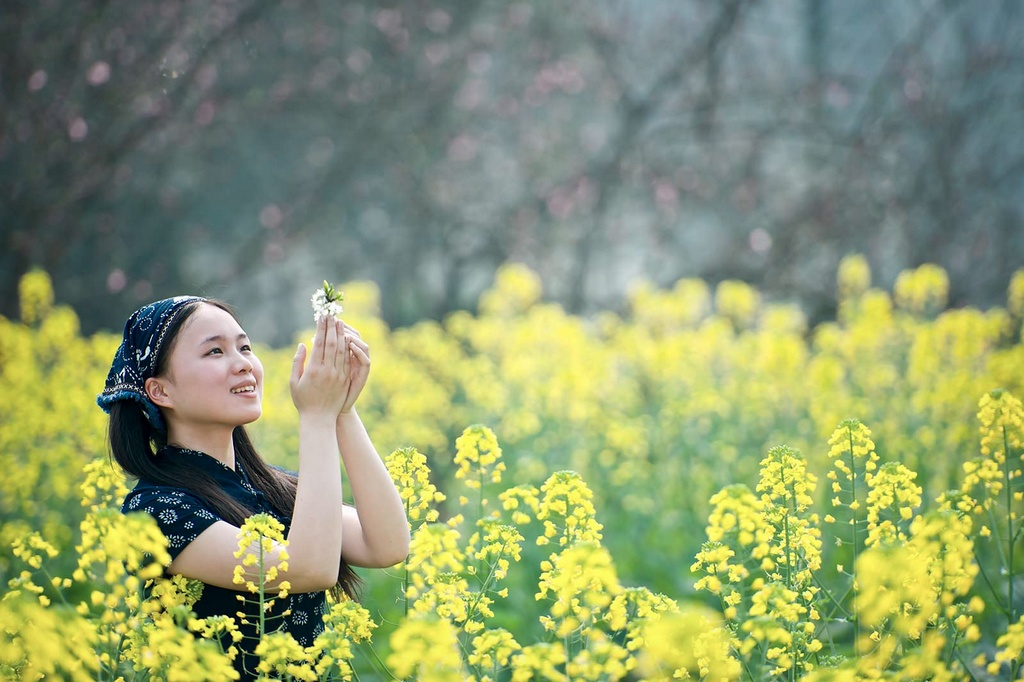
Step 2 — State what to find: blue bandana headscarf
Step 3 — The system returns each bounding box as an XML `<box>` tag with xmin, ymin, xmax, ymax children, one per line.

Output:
<box><xmin>97</xmin><ymin>296</ymin><xmax>206</xmax><ymax>433</ymax></box>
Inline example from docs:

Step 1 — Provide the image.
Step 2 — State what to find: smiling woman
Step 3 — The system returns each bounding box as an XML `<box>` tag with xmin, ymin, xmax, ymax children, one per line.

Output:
<box><xmin>95</xmin><ymin>296</ymin><xmax>410</xmax><ymax>681</ymax></box>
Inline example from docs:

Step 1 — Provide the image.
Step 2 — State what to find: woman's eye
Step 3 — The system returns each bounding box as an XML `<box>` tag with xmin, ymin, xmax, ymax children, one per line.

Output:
<box><xmin>206</xmin><ymin>348</ymin><xmax>223</xmax><ymax>355</ymax></box>
<box><xmin>241</xmin><ymin>345</ymin><xmax>252</xmax><ymax>352</ymax></box>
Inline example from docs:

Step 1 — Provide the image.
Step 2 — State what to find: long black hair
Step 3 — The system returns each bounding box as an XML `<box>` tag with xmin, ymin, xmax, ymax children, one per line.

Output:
<box><xmin>108</xmin><ymin>299</ymin><xmax>360</xmax><ymax>600</ymax></box>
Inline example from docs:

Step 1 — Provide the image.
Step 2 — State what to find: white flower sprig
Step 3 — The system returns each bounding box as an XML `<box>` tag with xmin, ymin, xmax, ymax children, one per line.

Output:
<box><xmin>311</xmin><ymin>280</ymin><xmax>344</xmax><ymax>322</ymax></box>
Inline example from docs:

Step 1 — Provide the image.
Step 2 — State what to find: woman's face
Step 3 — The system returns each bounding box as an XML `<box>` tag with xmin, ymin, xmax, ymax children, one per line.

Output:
<box><xmin>153</xmin><ymin>303</ymin><xmax>264</xmax><ymax>432</ymax></box>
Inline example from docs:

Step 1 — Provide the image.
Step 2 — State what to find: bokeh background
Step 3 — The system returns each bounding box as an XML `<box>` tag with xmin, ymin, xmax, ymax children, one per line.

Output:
<box><xmin>4</xmin><ymin>0</ymin><xmax>1023</xmax><ymax>344</ymax></box>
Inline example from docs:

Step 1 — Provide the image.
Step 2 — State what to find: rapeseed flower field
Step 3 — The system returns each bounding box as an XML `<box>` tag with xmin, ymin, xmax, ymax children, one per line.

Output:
<box><xmin>2</xmin><ymin>258</ymin><xmax>1023</xmax><ymax>680</ymax></box>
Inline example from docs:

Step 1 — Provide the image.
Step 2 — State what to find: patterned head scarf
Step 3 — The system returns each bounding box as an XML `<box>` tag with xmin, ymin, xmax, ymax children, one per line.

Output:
<box><xmin>97</xmin><ymin>296</ymin><xmax>206</xmax><ymax>433</ymax></box>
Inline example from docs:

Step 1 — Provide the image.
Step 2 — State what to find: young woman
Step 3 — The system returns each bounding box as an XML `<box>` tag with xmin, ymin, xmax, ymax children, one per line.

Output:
<box><xmin>97</xmin><ymin>295</ymin><xmax>410</xmax><ymax>680</ymax></box>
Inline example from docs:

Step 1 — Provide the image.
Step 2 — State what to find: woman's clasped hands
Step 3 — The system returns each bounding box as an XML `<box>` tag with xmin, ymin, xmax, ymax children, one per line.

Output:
<box><xmin>289</xmin><ymin>315</ymin><xmax>370</xmax><ymax>419</ymax></box>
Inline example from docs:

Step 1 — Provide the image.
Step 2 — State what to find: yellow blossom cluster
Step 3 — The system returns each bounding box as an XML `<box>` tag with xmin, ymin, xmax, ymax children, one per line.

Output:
<box><xmin>693</xmin><ymin>484</ymin><xmax>774</xmax><ymax>599</ymax></box>
<box><xmin>536</xmin><ymin>542</ymin><xmax>623</xmax><ymax>638</ymax></box>
<box><xmin>405</xmin><ymin>522</ymin><xmax>466</xmax><ymax>601</ymax></box>
<box><xmin>637</xmin><ymin>606</ymin><xmax>740</xmax><ymax>681</ymax></box>
<box><xmin>232</xmin><ymin>512</ymin><xmax>290</xmax><ymax>598</ymax></box>
<box><xmin>384</xmin><ymin>446</ymin><xmax>446</xmax><ymax>523</ymax></box>
<box><xmin>894</xmin><ymin>262</ymin><xmax>950</xmax><ymax>317</ymax></box>
<box><xmin>864</xmin><ymin>462</ymin><xmax>922</xmax><ymax>547</ymax></box>
<box><xmin>308</xmin><ymin>597</ymin><xmax>376</xmax><ymax>679</ymax></box>
<box><xmin>386</xmin><ymin>615</ymin><xmax>463</xmax><ymax>681</ymax></box>
<box><xmin>535</xmin><ymin>470</ymin><xmax>604</xmax><ymax>547</ymax></box>
<box><xmin>469</xmin><ymin>626</ymin><xmax>521</xmax><ymax>680</ymax></box>
<box><xmin>454</xmin><ymin>424</ymin><xmax>506</xmax><ymax>491</ymax></box>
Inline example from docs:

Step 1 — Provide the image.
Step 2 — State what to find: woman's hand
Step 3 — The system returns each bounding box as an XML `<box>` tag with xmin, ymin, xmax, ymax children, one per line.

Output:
<box><xmin>289</xmin><ymin>315</ymin><xmax>349</xmax><ymax>419</ymax></box>
<box><xmin>339</xmin><ymin>323</ymin><xmax>370</xmax><ymax>413</ymax></box>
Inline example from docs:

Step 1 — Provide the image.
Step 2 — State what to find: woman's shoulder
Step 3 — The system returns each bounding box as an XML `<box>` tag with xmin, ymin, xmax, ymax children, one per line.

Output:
<box><xmin>122</xmin><ymin>480</ymin><xmax>214</xmax><ymax>516</ymax></box>
<box><xmin>121</xmin><ymin>480</ymin><xmax>224</xmax><ymax>558</ymax></box>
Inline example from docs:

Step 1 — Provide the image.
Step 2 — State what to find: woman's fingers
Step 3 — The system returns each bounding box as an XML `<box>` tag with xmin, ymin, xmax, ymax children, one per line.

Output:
<box><xmin>289</xmin><ymin>343</ymin><xmax>307</xmax><ymax>398</ymax></box>
<box><xmin>311</xmin><ymin>314</ymin><xmax>328</xmax><ymax>365</ymax></box>
<box><xmin>324</xmin><ymin>318</ymin><xmax>341</xmax><ymax>368</ymax></box>
<box><xmin>347</xmin><ymin>336</ymin><xmax>370</xmax><ymax>366</ymax></box>
<box><xmin>345</xmin><ymin>333</ymin><xmax>369</xmax><ymax>353</ymax></box>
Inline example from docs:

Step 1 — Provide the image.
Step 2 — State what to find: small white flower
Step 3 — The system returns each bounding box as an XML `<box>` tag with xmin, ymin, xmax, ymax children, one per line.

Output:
<box><xmin>311</xmin><ymin>280</ymin><xmax>344</xmax><ymax>321</ymax></box>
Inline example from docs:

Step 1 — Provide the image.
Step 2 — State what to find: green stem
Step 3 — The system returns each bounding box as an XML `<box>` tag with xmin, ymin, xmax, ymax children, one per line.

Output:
<box><xmin>39</xmin><ymin>567</ymin><xmax>71</xmax><ymax>609</ymax></box>
<box><xmin>945</xmin><ymin>625</ymin><xmax>960</xmax><ymax>670</ymax></box>
<box><xmin>952</xmin><ymin>648</ymin><xmax>982</xmax><ymax>682</ymax></box>
<box><xmin>108</xmin><ymin>630</ymin><xmax>128</xmax><ymax>681</ymax></box>
<box><xmin>258</xmin><ymin>536</ymin><xmax>266</xmax><ymax>638</ymax></box>
<box><xmin>404</xmin><ymin>499</ymin><xmax>411</xmax><ymax>620</ymax></box>
<box><xmin>974</xmin><ymin>554</ymin><xmax>1010</xmax><ymax>617</ymax></box>
<box><xmin>361</xmin><ymin>640</ymin><xmax>400</xmax><ymax>681</ymax></box>
<box><xmin>847</xmin><ymin>428</ymin><xmax>860</xmax><ymax>654</ymax></box>
<box><xmin>736</xmin><ymin>645</ymin><xmax>756</xmax><ymax>681</ymax></box>
<box><xmin>464</xmin><ymin>539</ymin><xmax>509</xmax><ymax>627</ymax></box>
<box><xmin>780</xmin><ymin>465</ymin><xmax>794</xmax><ymax>591</ymax></box>
<box><xmin>812</xmin><ymin>571</ymin><xmax>853</xmax><ymax>621</ymax></box>
<box><xmin>1004</xmin><ymin>424</ymin><xmax>1016</xmax><ymax>625</ymax></box>
<box><xmin>478</xmin><ymin>469</ymin><xmax>485</xmax><ymax>577</ymax></box>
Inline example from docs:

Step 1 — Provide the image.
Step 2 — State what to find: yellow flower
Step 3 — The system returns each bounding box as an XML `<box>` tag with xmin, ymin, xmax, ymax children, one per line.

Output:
<box><xmin>308</xmin><ymin>599</ymin><xmax>376</xmax><ymax>680</ymax></box>
<box><xmin>864</xmin><ymin>461</ymin><xmax>922</xmax><ymax>547</ymax></box>
<box><xmin>978</xmin><ymin>389</ymin><xmax>1024</xmax><ymax>466</ymax></box>
<box><xmin>499</xmin><ymin>484</ymin><xmax>541</xmax><ymax>526</ymax></box>
<box><xmin>637</xmin><ymin>605</ymin><xmax>740</xmax><ymax>680</ymax></box>
<box><xmin>984</xmin><ymin>614</ymin><xmax>1024</xmax><ymax>678</ymax></box>
<box><xmin>17</xmin><ymin>268</ymin><xmax>55</xmax><ymax>325</ymax></box>
<box><xmin>386</xmin><ymin>614</ymin><xmax>464</xmax><ymax>681</ymax></box>
<box><xmin>413</xmin><ymin>571</ymin><xmax>490</xmax><ymax>627</ymax></box>
<box><xmin>854</xmin><ymin>544</ymin><xmax>938</xmax><ymax>646</ymax></box>
<box><xmin>467</xmin><ymin>519</ymin><xmax>524</xmax><ymax>583</ymax></box>
<box><xmin>510</xmin><ymin>642</ymin><xmax>568</xmax><ymax>682</ymax></box>
<box><xmin>385</xmin><ymin>446</ymin><xmax>446</xmax><ymax>523</ymax></box>
<box><xmin>254</xmin><ymin>631</ymin><xmax>316</xmax><ymax>681</ymax></box>
<box><xmin>405</xmin><ymin>522</ymin><xmax>466</xmax><ymax>599</ymax></box>
<box><xmin>469</xmin><ymin>627</ymin><xmax>522</xmax><ymax>671</ymax></box>
<box><xmin>909</xmin><ymin>510</ymin><xmax>978</xmax><ymax>605</ymax></box>
<box><xmin>478</xmin><ymin>262</ymin><xmax>544</xmax><ymax>316</ymax></box>
<box><xmin>11</xmin><ymin>530</ymin><xmax>58</xmax><ymax>571</ymax></box>
<box><xmin>454</xmin><ymin>424</ymin><xmax>506</xmax><ymax>490</ymax></box>
<box><xmin>837</xmin><ymin>253</ymin><xmax>871</xmax><ymax>301</ymax></box>
<box><xmin>535</xmin><ymin>470</ymin><xmax>604</xmax><ymax>547</ymax></box>
<box><xmin>757</xmin><ymin>445</ymin><xmax>817</xmax><ymax>512</ymax></box>
<box><xmin>77</xmin><ymin>508</ymin><xmax>171</xmax><ymax>586</ymax></box>
<box><xmin>232</xmin><ymin>513</ymin><xmax>288</xmax><ymax>595</ymax></box>
<box><xmin>79</xmin><ymin>458</ymin><xmax>129</xmax><ymax>512</ymax></box>
<box><xmin>0</xmin><ymin>595</ymin><xmax>99</xmax><ymax>681</ymax></box>
<box><xmin>754</xmin><ymin>446</ymin><xmax>823</xmax><ymax>591</ymax></box>
<box><xmin>827</xmin><ymin>419</ymin><xmax>879</xmax><ymax>490</ymax></box>
<box><xmin>893</xmin><ymin>263</ymin><xmax>949</xmax><ymax>316</ymax></box>
<box><xmin>604</xmin><ymin>586</ymin><xmax>678</xmax><ymax>651</ymax></box>
<box><xmin>715</xmin><ymin>280</ymin><xmax>761</xmax><ymax>329</ymax></box>
<box><xmin>536</xmin><ymin>543</ymin><xmax>622</xmax><ymax>639</ymax></box>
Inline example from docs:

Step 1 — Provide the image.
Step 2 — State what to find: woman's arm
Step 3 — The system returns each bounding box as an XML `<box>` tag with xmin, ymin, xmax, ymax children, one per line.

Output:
<box><xmin>336</xmin><ymin>408</ymin><xmax>410</xmax><ymax>568</ymax></box>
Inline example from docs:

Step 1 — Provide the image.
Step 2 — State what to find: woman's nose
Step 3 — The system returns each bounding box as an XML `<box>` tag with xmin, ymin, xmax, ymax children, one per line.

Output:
<box><xmin>234</xmin><ymin>353</ymin><xmax>254</xmax><ymax>373</ymax></box>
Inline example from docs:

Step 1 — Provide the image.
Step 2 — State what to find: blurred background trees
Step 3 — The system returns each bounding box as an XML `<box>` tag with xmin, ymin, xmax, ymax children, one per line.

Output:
<box><xmin>3</xmin><ymin>0</ymin><xmax>1022</xmax><ymax>343</ymax></box>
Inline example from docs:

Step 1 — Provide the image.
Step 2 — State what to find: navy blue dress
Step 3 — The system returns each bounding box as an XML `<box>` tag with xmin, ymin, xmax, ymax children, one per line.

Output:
<box><xmin>122</xmin><ymin>446</ymin><xmax>327</xmax><ymax>680</ymax></box>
